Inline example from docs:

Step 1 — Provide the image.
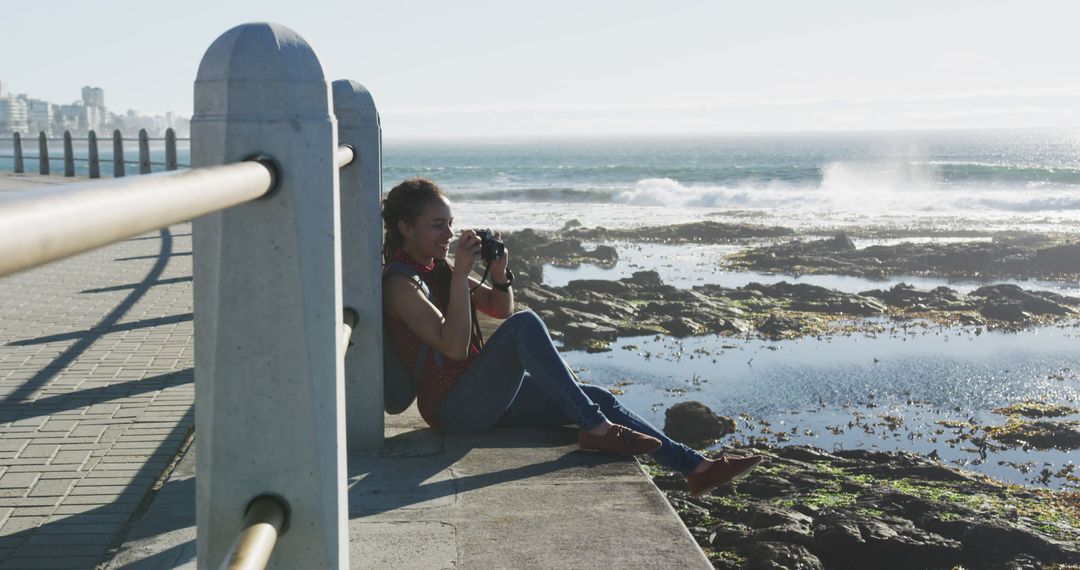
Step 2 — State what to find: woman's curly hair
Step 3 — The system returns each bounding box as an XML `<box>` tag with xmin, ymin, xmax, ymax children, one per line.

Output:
<box><xmin>381</xmin><ymin>177</ymin><xmax>447</xmax><ymax>264</ymax></box>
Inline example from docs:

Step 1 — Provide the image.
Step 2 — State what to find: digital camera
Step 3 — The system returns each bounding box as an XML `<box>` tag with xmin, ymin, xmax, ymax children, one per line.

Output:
<box><xmin>473</xmin><ymin>228</ymin><xmax>505</xmax><ymax>262</ymax></box>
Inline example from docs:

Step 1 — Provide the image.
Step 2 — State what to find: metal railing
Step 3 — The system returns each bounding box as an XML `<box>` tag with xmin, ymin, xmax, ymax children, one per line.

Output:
<box><xmin>0</xmin><ymin>22</ymin><xmax>384</xmax><ymax>569</ymax></box>
<box><xmin>2</xmin><ymin>128</ymin><xmax>191</xmax><ymax>178</ymax></box>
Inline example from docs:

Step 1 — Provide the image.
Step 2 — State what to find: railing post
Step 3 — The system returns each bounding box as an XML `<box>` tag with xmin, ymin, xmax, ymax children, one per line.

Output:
<box><xmin>13</xmin><ymin>133</ymin><xmax>23</xmax><ymax>174</ymax></box>
<box><xmin>165</xmin><ymin>127</ymin><xmax>177</xmax><ymax>170</ymax></box>
<box><xmin>333</xmin><ymin>80</ymin><xmax>384</xmax><ymax>451</ymax></box>
<box><xmin>192</xmin><ymin>23</ymin><xmax>347</xmax><ymax>569</ymax></box>
<box><xmin>88</xmin><ymin>130</ymin><xmax>100</xmax><ymax>179</ymax></box>
<box><xmin>38</xmin><ymin>132</ymin><xmax>49</xmax><ymax>175</ymax></box>
<box><xmin>63</xmin><ymin>131</ymin><xmax>75</xmax><ymax>177</ymax></box>
<box><xmin>112</xmin><ymin>129</ymin><xmax>124</xmax><ymax>177</ymax></box>
<box><xmin>138</xmin><ymin>128</ymin><xmax>151</xmax><ymax>174</ymax></box>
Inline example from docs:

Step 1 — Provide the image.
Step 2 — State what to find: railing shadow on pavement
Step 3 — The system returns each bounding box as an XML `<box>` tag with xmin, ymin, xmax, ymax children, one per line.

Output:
<box><xmin>80</xmin><ymin>276</ymin><xmax>192</xmax><ymax>295</ymax></box>
<box><xmin>0</xmin><ymin>369</ymin><xmax>191</xmax><ymax>424</ymax></box>
<box><xmin>0</xmin><ymin>409</ymin><xmax>193</xmax><ymax>568</ymax></box>
<box><xmin>6</xmin><ymin>314</ymin><xmax>192</xmax><ymax>347</ymax></box>
<box><xmin>0</xmin><ymin>227</ymin><xmax>176</xmax><ymax>405</ymax></box>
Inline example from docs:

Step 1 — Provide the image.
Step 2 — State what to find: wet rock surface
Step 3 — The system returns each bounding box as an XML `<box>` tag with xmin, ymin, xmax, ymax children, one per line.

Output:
<box><xmin>510</xmin><ymin>267</ymin><xmax>1080</xmax><ymax>347</ymax></box>
<box><xmin>559</xmin><ymin>220</ymin><xmax>796</xmax><ymax>244</ymax></box>
<box><xmin>644</xmin><ymin>443</ymin><xmax>1080</xmax><ymax>569</ymax></box>
<box><xmin>731</xmin><ymin>232</ymin><xmax>1080</xmax><ymax>281</ymax></box>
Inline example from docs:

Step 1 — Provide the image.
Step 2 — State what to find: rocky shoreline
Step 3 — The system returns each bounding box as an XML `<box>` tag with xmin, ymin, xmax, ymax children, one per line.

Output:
<box><xmin>645</xmin><ymin>443</ymin><xmax>1080</xmax><ymax>569</ymax></box>
<box><xmin>649</xmin><ymin>402</ymin><xmax>1080</xmax><ymax>569</ymax></box>
<box><xmin>499</xmin><ymin>224</ymin><xmax>1080</xmax><ymax>347</ymax></box>
<box><xmin>497</xmin><ymin>222</ymin><xmax>1080</xmax><ymax>566</ymax></box>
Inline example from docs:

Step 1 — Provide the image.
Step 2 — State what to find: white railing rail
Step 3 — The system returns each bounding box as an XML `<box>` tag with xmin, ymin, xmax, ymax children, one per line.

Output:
<box><xmin>0</xmin><ymin>22</ymin><xmax>384</xmax><ymax>569</ymax></box>
<box><xmin>0</xmin><ymin>161</ymin><xmax>273</xmax><ymax>278</ymax></box>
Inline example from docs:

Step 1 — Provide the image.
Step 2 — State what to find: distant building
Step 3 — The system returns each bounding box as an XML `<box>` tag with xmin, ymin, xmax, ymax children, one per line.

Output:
<box><xmin>26</xmin><ymin>98</ymin><xmax>53</xmax><ymax>136</ymax></box>
<box><xmin>54</xmin><ymin>103</ymin><xmax>86</xmax><ymax>134</ymax></box>
<box><xmin>81</xmin><ymin>86</ymin><xmax>104</xmax><ymax>108</ymax></box>
<box><xmin>82</xmin><ymin>86</ymin><xmax>106</xmax><ymax>133</ymax></box>
<box><xmin>0</xmin><ymin>96</ymin><xmax>29</xmax><ymax>136</ymax></box>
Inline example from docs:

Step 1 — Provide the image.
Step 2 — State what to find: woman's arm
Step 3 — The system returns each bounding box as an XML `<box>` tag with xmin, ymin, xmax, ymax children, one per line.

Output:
<box><xmin>470</xmin><ymin>236</ymin><xmax>514</xmax><ymax>319</ymax></box>
<box><xmin>470</xmin><ymin>267</ymin><xmax>514</xmax><ymax>319</ymax></box>
<box><xmin>384</xmin><ymin>231</ymin><xmax>481</xmax><ymax>360</ymax></box>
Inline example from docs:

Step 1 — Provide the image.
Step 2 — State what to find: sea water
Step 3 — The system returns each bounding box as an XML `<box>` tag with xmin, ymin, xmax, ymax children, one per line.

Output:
<box><xmin>386</xmin><ymin>129</ymin><xmax>1080</xmax><ymax>235</ymax></box>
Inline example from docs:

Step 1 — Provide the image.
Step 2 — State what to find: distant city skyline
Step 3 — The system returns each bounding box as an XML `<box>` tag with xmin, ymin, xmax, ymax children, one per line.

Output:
<box><xmin>4</xmin><ymin>1</ymin><xmax>1080</xmax><ymax>138</ymax></box>
<box><xmin>0</xmin><ymin>81</ymin><xmax>189</xmax><ymax>138</ymax></box>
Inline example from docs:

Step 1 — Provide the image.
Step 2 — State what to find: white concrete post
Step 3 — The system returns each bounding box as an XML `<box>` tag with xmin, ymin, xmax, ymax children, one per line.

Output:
<box><xmin>192</xmin><ymin>22</ymin><xmax>348</xmax><ymax>569</ymax></box>
<box><xmin>138</xmin><ymin>128</ymin><xmax>151</xmax><ymax>174</ymax></box>
<box><xmin>112</xmin><ymin>130</ymin><xmax>124</xmax><ymax>178</ymax></box>
<box><xmin>63</xmin><ymin>131</ymin><xmax>74</xmax><ymax>177</ymax></box>
<box><xmin>88</xmin><ymin>131</ymin><xmax>100</xmax><ymax>179</ymax></box>
<box><xmin>38</xmin><ymin>132</ymin><xmax>49</xmax><ymax>175</ymax></box>
<box><xmin>333</xmin><ymin>80</ymin><xmax>384</xmax><ymax>451</ymax></box>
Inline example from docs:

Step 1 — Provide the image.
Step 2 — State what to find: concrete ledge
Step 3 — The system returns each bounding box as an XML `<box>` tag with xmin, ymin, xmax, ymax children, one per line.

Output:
<box><xmin>108</xmin><ymin>405</ymin><xmax>710</xmax><ymax>569</ymax></box>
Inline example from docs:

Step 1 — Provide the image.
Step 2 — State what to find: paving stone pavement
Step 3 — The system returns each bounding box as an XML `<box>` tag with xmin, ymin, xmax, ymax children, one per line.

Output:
<box><xmin>0</xmin><ymin>173</ymin><xmax>195</xmax><ymax>569</ymax></box>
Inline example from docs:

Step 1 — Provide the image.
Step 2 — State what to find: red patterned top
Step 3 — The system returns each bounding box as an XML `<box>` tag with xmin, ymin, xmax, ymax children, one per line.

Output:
<box><xmin>384</xmin><ymin>249</ymin><xmax>480</xmax><ymax>428</ymax></box>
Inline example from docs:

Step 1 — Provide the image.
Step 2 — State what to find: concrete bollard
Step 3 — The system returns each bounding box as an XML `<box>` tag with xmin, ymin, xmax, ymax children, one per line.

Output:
<box><xmin>138</xmin><ymin>128</ymin><xmax>151</xmax><ymax>174</ymax></box>
<box><xmin>63</xmin><ymin>131</ymin><xmax>74</xmax><ymax>177</ymax></box>
<box><xmin>192</xmin><ymin>22</ymin><xmax>348</xmax><ymax>569</ymax></box>
<box><xmin>13</xmin><ymin>133</ymin><xmax>23</xmax><ymax>174</ymax></box>
<box><xmin>38</xmin><ymin>132</ymin><xmax>48</xmax><ymax>175</ymax></box>
<box><xmin>113</xmin><ymin>130</ymin><xmax>124</xmax><ymax>177</ymax></box>
<box><xmin>333</xmin><ymin>79</ymin><xmax>385</xmax><ymax>451</ymax></box>
<box><xmin>88</xmin><ymin>131</ymin><xmax>100</xmax><ymax>179</ymax></box>
<box><xmin>165</xmin><ymin>128</ymin><xmax>178</xmax><ymax>171</ymax></box>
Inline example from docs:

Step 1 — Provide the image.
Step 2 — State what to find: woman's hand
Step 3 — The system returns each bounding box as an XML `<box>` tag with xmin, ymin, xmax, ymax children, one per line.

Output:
<box><xmin>453</xmin><ymin>229</ymin><xmax>482</xmax><ymax>278</ymax></box>
<box><xmin>488</xmin><ymin>231</ymin><xmax>510</xmax><ymax>282</ymax></box>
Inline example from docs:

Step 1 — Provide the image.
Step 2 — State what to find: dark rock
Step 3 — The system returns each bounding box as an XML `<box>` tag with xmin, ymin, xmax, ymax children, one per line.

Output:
<box><xmin>751</xmin><ymin>522</ymin><xmax>815</xmax><ymax>547</ymax></box>
<box><xmin>561</xmin><ymin>322</ymin><xmax>617</xmax><ymax>348</ymax></box>
<box><xmin>1033</xmin><ymin>242</ymin><xmax>1080</xmax><ymax>273</ymax></box>
<box><xmin>741</xmin><ymin>541</ymin><xmax>824</xmax><ymax>570</ymax></box>
<box><xmin>660</xmin><ymin>317</ymin><xmax>704</xmax><ymax>337</ymax></box>
<box><xmin>570</xmin><ymin>220</ymin><xmax>795</xmax><ymax>243</ymax></box>
<box><xmin>982</xmin><ymin>553</ymin><xmax>1044</xmax><ymax>570</ymax></box>
<box><xmin>737</xmin><ymin>474</ymin><xmax>797</xmax><ymax>499</ymax></box>
<box><xmin>560</xmin><ymin>218</ymin><xmax>582</xmax><ymax>230</ymax></box>
<box><xmin>589</xmin><ymin>244</ymin><xmax>618</xmax><ymax>263</ymax></box>
<box><xmin>823</xmin><ymin>232</ymin><xmax>857</xmax><ymax>252</ymax></box>
<box><xmin>987</xmin><ymin>419</ymin><xmax>1080</xmax><ymax>450</ymax></box>
<box><xmin>663</xmin><ymin>401</ymin><xmax>736</xmax><ymax>446</ymax></box>
<box><xmin>961</xmin><ymin>521</ymin><xmax>1080</xmax><ymax>565</ymax></box>
<box><xmin>756</xmin><ymin>314</ymin><xmax>806</xmax><ymax>340</ymax></box>
<box><xmin>743</xmin><ymin>504</ymin><xmax>813</xmax><ymax>529</ymax></box>
<box><xmin>812</xmin><ymin>510</ymin><xmax>963</xmax><ymax>570</ymax></box>
<box><xmin>622</xmin><ymin>270</ymin><xmax>665</xmax><ymax>289</ymax></box>
<box><xmin>709</xmin><ymin>524</ymin><xmax>751</xmax><ymax>548</ymax></box>
<box><xmin>774</xmin><ymin>446</ymin><xmax>839</xmax><ymax>463</ymax></box>
<box><xmin>565</xmin><ymin>279</ymin><xmax>630</xmax><ymax>296</ymax></box>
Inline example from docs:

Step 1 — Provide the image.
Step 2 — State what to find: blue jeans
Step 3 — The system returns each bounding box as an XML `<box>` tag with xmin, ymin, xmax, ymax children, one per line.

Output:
<box><xmin>436</xmin><ymin>310</ymin><xmax>707</xmax><ymax>475</ymax></box>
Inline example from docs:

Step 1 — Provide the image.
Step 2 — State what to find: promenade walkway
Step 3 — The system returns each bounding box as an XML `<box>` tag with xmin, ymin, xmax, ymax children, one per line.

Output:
<box><xmin>0</xmin><ymin>173</ymin><xmax>195</xmax><ymax>569</ymax></box>
<box><xmin>0</xmin><ymin>172</ymin><xmax>710</xmax><ymax>569</ymax></box>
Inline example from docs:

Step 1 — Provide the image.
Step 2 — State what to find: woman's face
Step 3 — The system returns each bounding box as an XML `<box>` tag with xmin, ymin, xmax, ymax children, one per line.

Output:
<box><xmin>401</xmin><ymin>196</ymin><xmax>454</xmax><ymax>259</ymax></box>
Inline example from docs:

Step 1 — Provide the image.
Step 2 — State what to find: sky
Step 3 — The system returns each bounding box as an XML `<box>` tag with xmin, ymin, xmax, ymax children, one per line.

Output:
<box><xmin>3</xmin><ymin>1</ymin><xmax>1080</xmax><ymax>139</ymax></box>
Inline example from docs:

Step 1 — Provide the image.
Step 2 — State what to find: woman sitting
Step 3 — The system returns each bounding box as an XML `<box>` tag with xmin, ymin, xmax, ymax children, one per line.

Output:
<box><xmin>381</xmin><ymin>177</ymin><xmax>763</xmax><ymax>496</ymax></box>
